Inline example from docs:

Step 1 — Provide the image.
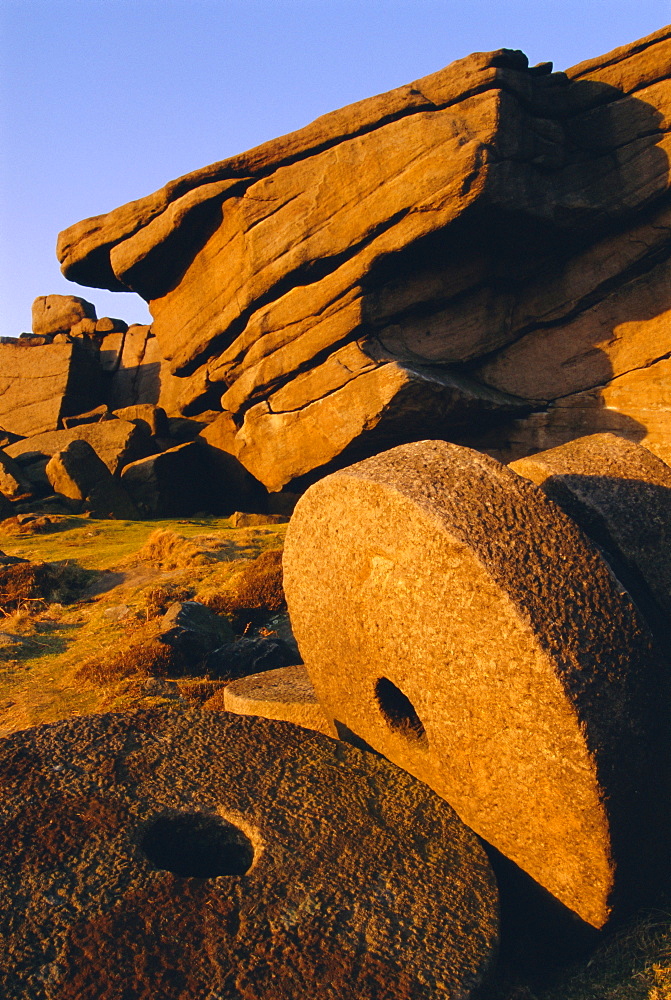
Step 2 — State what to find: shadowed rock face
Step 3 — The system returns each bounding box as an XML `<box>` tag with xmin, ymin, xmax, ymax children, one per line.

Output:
<box><xmin>0</xmin><ymin>708</ymin><xmax>498</xmax><ymax>1000</ymax></box>
<box><xmin>56</xmin><ymin>28</ymin><xmax>671</xmax><ymax>491</ymax></box>
<box><xmin>283</xmin><ymin>440</ymin><xmax>670</xmax><ymax>929</ymax></box>
<box><xmin>509</xmin><ymin>433</ymin><xmax>671</xmax><ymax>659</ymax></box>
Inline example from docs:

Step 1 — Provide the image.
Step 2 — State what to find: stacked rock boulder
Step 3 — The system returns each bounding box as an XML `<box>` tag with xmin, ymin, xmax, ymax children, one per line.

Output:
<box><xmin>0</xmin><ymin>296</ymin><xmax>265</xmax><ymax>518</ymax></box>
<box><xmin>54</xmin><ymin>26</ymin><xmax>671</xmax><ymax>494</ymax></box>
<box><xmin>2</xmin><ymin>29</ymin><xmax>668</xmax><ymax>517</ymax></box>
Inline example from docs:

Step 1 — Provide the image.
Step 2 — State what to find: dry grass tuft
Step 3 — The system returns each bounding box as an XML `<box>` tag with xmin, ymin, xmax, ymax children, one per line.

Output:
<box><xmin>177</xmin><ymin>678</ymin><xmax>226</xmax><ymax>705</ymax></box>
<box><xmin>130</xmin><ymin>529</ymin><xmax>218</xmax><ymax>570</ymax></box>
<box><xmin>527</xmin><ymin>909</ymin><xmax>671</xmax><ymax>1000</ymax></box>
<box><xmin>204</xmin><ymin>548</ymin><xmax>285</xmax><ymax>622</ymax></box>
<box><xmin>0</xmin><ymin>561</ymin><xmax>90</xmax><ymax>615</ymax></box>
<box><xmin>76</xmin><ymin>639</ymin><xmax>181</xmax><ymax>686</ymax></box>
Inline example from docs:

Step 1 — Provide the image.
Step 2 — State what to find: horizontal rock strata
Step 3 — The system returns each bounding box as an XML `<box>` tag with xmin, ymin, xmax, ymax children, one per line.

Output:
<box><xmin>56</xmin><ymin>27</ymin><xmax>671</xmax><ymax>490</ymax></box>
<box><xmin>283</xmin><ymin>440</ymin><xmax>670</xmax><ymax>928</ymax></box>
<box><xmin>0</xmin><ymin>708</ymin><xmax>498</xmax><ymax>1000</ymax></box>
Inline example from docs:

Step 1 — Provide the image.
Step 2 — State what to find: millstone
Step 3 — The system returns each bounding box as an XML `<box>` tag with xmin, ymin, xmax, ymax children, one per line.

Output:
<box><xmin>283</xmin><ymin>440</ymin><xmax>669</xmax><ymax>928</ymax></box>
<box><xmin>510</xmin><ymin>433</ymin><xmax>671</xmax><ymax>656</ymax></box>
<box><xmin>221</xmin><ymin>664</ymin><xmax>335</xmax><ymax>736</ymax></box>
<box><xmin>0</xmin><ymin>707</ymin><xmax>498</xmax><ymax>1000</ymax></box>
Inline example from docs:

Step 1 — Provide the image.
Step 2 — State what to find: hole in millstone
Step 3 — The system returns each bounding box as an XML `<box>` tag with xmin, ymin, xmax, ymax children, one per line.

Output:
<box><xmin>375</xmin><ymin>677</ymin><xmax>427</xmax><ymax>743</ymax></box>
<box><xmin>140</xmin><ymin>812</ymin><xmax>254</xmax><ymax>878</ymax></box>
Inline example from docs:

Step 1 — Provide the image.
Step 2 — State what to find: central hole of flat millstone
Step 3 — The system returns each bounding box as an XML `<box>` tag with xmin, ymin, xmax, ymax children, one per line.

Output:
<box><xmin>141</xmin><ymin>812</ymin><xmax>254</xmax><ymax>877</ymax></box>
<box><xmin>375</xmin><ymin>676</ymin><xmax>427</xmax><ymax>743</ymax></box>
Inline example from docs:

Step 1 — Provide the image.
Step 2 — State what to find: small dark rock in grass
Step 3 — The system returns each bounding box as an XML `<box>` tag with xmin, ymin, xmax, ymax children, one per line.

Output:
<box><xmin>205</xmin><ymin>635</ymin><xmax>293</xmax><ymax>682</ymax></box>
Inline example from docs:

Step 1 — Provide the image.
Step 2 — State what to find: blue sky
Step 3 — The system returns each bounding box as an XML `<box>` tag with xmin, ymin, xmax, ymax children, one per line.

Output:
<box><xmin>1</xmin><ymin>0</ymin><xmax>669</xmax><ymax>338</ymax></box>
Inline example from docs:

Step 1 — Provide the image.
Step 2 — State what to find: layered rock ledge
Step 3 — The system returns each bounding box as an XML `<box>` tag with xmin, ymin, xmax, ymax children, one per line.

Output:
<box><xmin>56</xmin><ymin>27</ymin><xmax>671</xmax><ymax>491</ymax></box>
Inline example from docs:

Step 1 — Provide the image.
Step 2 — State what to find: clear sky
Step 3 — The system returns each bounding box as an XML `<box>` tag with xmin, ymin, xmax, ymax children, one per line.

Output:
<box><xmin>1</xmin><ymin>0</ymin><xmax>669</xmax><ymax>338</ymax></box>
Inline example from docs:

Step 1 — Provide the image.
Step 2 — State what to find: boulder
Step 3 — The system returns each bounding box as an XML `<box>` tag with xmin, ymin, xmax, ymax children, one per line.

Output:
<box><xmin>68</xmin><ymin>317</ymin><xmax>97</xmax><ymax>338</ymax></box>
<box><xmin>56</xmin><ymin>28</ymin><xmax>671</xmax><ymax>490</ymax></box>
<box><xmin>0</xmin><ymin>340</ymin><xmax>101</xmax><ymax>438</ymax></box>
<box><xmin>6</xmin><ymin>419</ymin><xmax>149</xmax><ymax>480</ymax></box>
<box><xmin>112</xmin><ymin>404</ymin><xmax>168</xmax><ymax>438</ymax></box>
<box><xmin>62</xmin><ymin>404</ymin><xmax>112</xmax><ymax>428</ymax></box>
<box><xmin>99</xmin><ymin>331</ymin><xmax>126</xmax><ymax>372</ymax></box>
<box><xmin>156</xmin><ymin>600</ymin><xmax>234</xmax><ymax>663</ymax></box>
<box><xmin>204</xmin><ymin>634</ymin><xmax>292</xmax><ymax>682</ymax></box>
<box><xmin>31</xmin><ymin>294</ymin><xmax>96</xmax><ymax>336</ymax></box>
<box><xmin>45</xmin><ymin>439</ymin><xmax>139</xmax><ymax>519</ymax></box>
<box><xmin>0</xmin><ymin>494</ymin><xmax>12</xmax><ymax>521</ymax></box>
<box><xmin>220</xmin><ymin>664</ymin><xmax>335</xmax><ymax>736</ymax></box>
<box><xmin>0</xmin><ymin>708</ymin><xmax>499</xmax><ymax>1000</ymax></box>
<box><xmin>510</xmin><ymin>434</ymin><xmax>671</xmax><ymax>657</ymax></box>
<box><xmin>106</xmin><ymin>325</ymin><xmax>157</xmax><ymax>409</ymax></box>
<box><xmin>0</xmin><ymin>452</ymin><xmax>32</xmax><ymax>500</ymax></box>
<box><xmin>283</xmin><ymin>440</ymin><xmax>670</xmax><ymax>928</ymax></box>
<box><xmin>120</xmin><ymin>441</ymin><xmax>212</xmax><ymax>516</ymax></box>
<box><xmin>95</xmin><ymin>316</ymin><xmax>127</xmax><ymax>334</ymax></box>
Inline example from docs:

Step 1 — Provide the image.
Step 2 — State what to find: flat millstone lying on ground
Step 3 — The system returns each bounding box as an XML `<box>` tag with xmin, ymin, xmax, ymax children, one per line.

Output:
<box><xmin>0</xmin><ymin>707</ymin><xmax>498</xmax><ymax>1000</ymax></box>
<box><xmin>220</xmin><ymin>664</ymin><xmax>335</xmax><ymax>736</ymax></box>
<box><xmin>283</xmin><ymin>440</ymin><xmax>670</xmax><ymax>929</ymax></box>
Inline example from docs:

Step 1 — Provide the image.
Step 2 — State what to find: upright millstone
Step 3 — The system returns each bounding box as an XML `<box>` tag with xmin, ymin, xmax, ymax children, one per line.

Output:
<box><xmin>283</xmin><ymin>440</ymin><xmax>669</xmax><ymax>928</ymax></box>
<box><xmin>509</xmin><ymin>433</ymin><xmax>671</xmax><ymax>657</ymax></box>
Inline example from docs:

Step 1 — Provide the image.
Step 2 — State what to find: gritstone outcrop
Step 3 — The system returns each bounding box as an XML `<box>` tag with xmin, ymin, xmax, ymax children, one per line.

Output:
<box><xmin>56</xmin><ymin>27</ymin><xmax>671</xmax><ymax>491</ymax></box>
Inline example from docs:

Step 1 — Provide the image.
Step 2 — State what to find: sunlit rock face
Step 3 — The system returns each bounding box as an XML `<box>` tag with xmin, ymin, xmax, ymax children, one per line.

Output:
<box><xmin>57</xmin><ymin>27</ymin><xmax>671</xmax><ymax>491</ymax></box>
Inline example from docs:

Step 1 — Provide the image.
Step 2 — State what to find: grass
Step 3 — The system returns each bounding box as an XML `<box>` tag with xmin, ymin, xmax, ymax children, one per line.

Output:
<box><xmin>0</xmin><ymin>514</ymin><xmax>287</xmax><ymax>735</ymax></box>
<box><xmin>532</xmin><ymin>909</ymin><xmax>671</xmax><ymax>1000</ymax></box>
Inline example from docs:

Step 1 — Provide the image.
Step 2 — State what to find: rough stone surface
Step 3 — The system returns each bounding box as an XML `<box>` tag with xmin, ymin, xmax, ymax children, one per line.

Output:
<box><xmin>31</xmin><ymin>294</ymin><xmax>96</xmax><ymax>336</ymax></box>
<box><xmin>99</xmin><ymin>331</ymin><xmax>126</xmax><ymax>373</ymax></box>
<box><xmin>95</xmin><ymin>316</ymin><xmax>127</xmax><ymax>334</ymax></box>
<box><xmin>204</xmin><ymin>635</ymin><xmax>293</xmax><ymax>682</ymax></box>
<box><xmin>112</xmin><ymin>404</ymin><xmax>169</xmax><ymax>438</ymax></box>
<box><xmin>5</xmin><ymin>419</ymin><xmax>149</xmax><ymax>478</ymax></box>
<box><xmin>0</xmin><ymin>451</ymin><xmax>32</xmax><ymax>500</ymax></box>
<box><xmin>221</xmin><ymin>664</ymin><xmax>335</xmax><ymax>736</ymax></box>
<box><xmin>106</xmin><ymin>325</ymin><xmax>157</xmax><ymax>409</ymax></box>
<box><xmin>0</xmin><ymin>708</ymin><xmax>498</xmax><ymax>1000</ymax></box>
<box><xmin>120</xmin><ymin>441</ymin><xmax>212</xmax><ymax>516</ymax></box>
<box><xmin>0</xmin><ymin>340</ymin><xmax>101</xmax><ymax>438</ymax></box>
<box><xmin>510</xmin><ymin>434</ymin><xmax>671</xmax><ymax>655</ymax></box>
<box><xmin>45</xmin><ymin>439</ymin><xmax>139</xmax><ymax>519</ymax></box>
<box><xmin>157</xmin><ymin>600</ymin><xmax>234</xmax><ymax>662</ymax></box>
<box><xmin>56</xmin><ymin>28</ymin><xmax>671</xmax><ymax>490</ymax></box>
<box><xmin>283</xmin><ymin>440</ymin><xmax>669</xmax><ymax>928</ymax></box>
<box><xmin>62</xmin><ymin>404</ymin><xmax>112</xmax><ymax>428</ymax></box>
